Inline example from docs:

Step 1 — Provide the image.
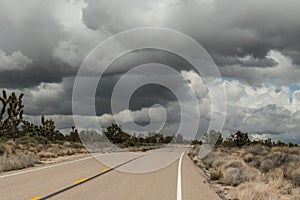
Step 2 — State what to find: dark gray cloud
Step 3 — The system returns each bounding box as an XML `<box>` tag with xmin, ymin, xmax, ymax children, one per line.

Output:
<box><xmin>17</xmin><ymin>49</ymin><xmax>194</xmax><ymax>116</ymax></box>
<box><xmin>0</xmin><ymin>61</ymin><xmax>75</xmax><ymax>89</ymax></box>
<box><xmin>1</xmin><ymin>0</ymin><xmax>300</xmax><ymax>87</ymax></box>
<box><xmin>0</xmin><ymin>0</ymin><xmax>67</xmax><ymax>88</ymax></box>
<box><xmin>1</xmin><ymin>0</ymin><xmax>300</xmax><ymax>142</ymax></box>
<box><xmin>82</xmin><ymin>0</ymin><xmax>300</xmax><ymax>69</ymax></box>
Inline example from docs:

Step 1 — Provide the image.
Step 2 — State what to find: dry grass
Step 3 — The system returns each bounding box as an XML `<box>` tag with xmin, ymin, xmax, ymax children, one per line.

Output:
<box><xmin>124</xmin><ymin>145</ymin><xmax>162</xmax><ymax>152</ymax></box>
<box><xmin>189</xmin><ymin>145</ymin><xmax>300</xmax><ymax>200</ymax></box>
<box><xmin>0</xmin><ymin>137</ymin><xmax>88</xmax><ymax>173</ymax></box>
<box><xmin>0</xmin><ymin>153</ymin><xmax>38</xmax><ymax>172</ymax></box>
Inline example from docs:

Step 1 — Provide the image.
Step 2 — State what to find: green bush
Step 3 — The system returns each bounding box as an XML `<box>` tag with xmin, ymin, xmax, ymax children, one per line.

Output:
<box><xmin>0</xmin><ymin>144</ymin><xmax>5</xmax><ymax>156</ymax></box>
<box><xmin>16</xmin><ymin>136</ymin><xmax>36</xmax><ymax>144</ymax></box>
<box><xmin>0</xmin><ymin>137</ymin><xmax>8</xmax><ymax>143</ymax></box>
<box><xmin>34</xmin><ymin>136</ymin><xmax>50</xmax><ymax>144</ymax></box>
<box><xmin>210</xmin><ymin>170</ymin><xmax>222</xmax><ymax>180</ymax></box>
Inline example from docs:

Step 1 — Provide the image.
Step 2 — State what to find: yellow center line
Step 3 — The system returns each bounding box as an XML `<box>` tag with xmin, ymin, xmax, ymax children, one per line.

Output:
<box><xmin>101</xmin><ymin>167</ymin><xmax>111</xmax><ymax>173</ymax></box>
<box><xmin>29</xmin><ymin>155</ymin><xmax>144</xmax><ymax>200</ymax></box>
<box><xmin>73</xmin><ymin>178</ymin><xmax>88</xmax><ymax>185</ymax></box>
<box><xmin>30</xmin><ymin>196</ymin><xmax>43</xmax><ymax>200</ymax></box>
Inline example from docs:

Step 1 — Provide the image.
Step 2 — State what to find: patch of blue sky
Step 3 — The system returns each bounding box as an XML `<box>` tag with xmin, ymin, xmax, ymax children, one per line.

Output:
<box><xmin>222</xmin><ymin>77</ymin><xmax>239</xmax><ymax>82</ymax></box>
<box><xmin>289</xmin><ymin>84</ymin><xmax>300</xmax><ymax>103</ymax></box>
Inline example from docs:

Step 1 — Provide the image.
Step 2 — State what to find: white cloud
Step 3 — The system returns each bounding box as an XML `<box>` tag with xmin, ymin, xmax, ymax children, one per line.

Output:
<box><xmin>52</xmin><ymin>0</ymin><xmax>108</xmax><ymax>68</ymax></box>
<box><xmin>292</xmin><ymin>90</ymin><xmax>300</xmax><ymax>107</ymax></box>
<box><xmin>0</xmin><ymin>49</ymin><xmax>32</xmax><ymax>71</ymax></box>
<box><xmin>179</xmin><ymin>70</ymin><xmax>300</xmax><ymax>141</ymax></box>
<box><xmin>221</xmin><ymin>50</ymin><xmax>300</xmax><ymax>85</ymax></box>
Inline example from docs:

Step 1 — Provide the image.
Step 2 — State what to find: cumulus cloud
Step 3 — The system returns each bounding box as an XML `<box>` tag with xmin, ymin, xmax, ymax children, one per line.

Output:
<box><xmin>0</xmin><ymin>49</ymin><xmax>32</xmax><ymax>71</ymax></box>
<box><xmin>220</xmin><ymin>50</ymin><xmax>300</xmax><ymax>85</ymax></box>
<box><xmin>9</xmin><ymin>68</ymin><xmax>298</xmax><ymax>143</ymax></box>
<box><xmin>1</xmin><ymin>77</ymin><xmax>74</xmax><ymax>115</ymax></box>
<box><xmin>1</xmin><ymin>0</ymin><xmax>300</xmax><ymax>86</ymax></box>
<box><xmin>82</xmin><ymin>0</ymin><xmax>300</xmax><ymax>68</ymax></box>
<box><xmin>223</xmin><ymin>82</ymin><xmax>300</xmax><ymax>142</ymax></box>
<box><xmin>1</xmin><ymin>0</ymin><xmax>300</xmax><ymax>142</ymax></box>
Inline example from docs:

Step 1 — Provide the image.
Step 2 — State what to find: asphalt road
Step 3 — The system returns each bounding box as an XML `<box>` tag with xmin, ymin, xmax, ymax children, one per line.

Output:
<box><xmin>0</xmin><ymin>147</ymin><xmax>221</xmax><ymax>200</ymax></box>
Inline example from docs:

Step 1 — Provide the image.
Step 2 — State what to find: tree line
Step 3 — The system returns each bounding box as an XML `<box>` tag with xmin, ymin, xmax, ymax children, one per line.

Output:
<box><xmin>0</xmin><ymin>90</ymin><xmax>179</xmax><ymax>146</ymax></box>
<box><xmin>192</xmin><ymin>130</ymin><xmax>298</xmax><ymax>148</ymax></box>
<box><xmin>1</xmin><ymin>90</ymin><xmax>298</xmax><ymax>147</ymax></box>
<box><xmin>0</xmin><ymin>90</ymin><xmax>80</xmax><ymax>142</ymax></box>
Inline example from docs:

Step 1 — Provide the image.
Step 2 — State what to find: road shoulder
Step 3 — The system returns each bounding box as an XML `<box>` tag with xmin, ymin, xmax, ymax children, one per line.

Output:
<box><xmin>182</xmin><ymin>154</ymin><xmax>221</xmax><ymax>200</ymax></box>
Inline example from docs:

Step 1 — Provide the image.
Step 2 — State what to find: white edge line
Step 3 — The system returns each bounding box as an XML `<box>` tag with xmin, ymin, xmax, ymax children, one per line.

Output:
<box><xmin>0</xmin><ymin>148</ymin><xmax>166</xmax><ymax>179</ymax></box>
<box><xmin>177</xmin><ymin>152</ymin><xmax>184</xmax><ymax>200</ymax></box>
<box><xmin>0</xmin><ymin>151</ymin><xmax>145</xmax><ymax>179</ymax></box>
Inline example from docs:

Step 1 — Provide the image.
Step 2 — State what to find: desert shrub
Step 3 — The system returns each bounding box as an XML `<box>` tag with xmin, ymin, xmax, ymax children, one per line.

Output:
<box><xmin>54</xmin><ymin>140</ymin><xmax>64</xmax><ymax>145</ymax></box>
<box><xmin>225</xmin><ymin>131</ymin><xmax>250</xmax><ymax>147</ymax></box>
<box><xmin>6</xmin><ymin>140</ymin><xmax>16</xmax><ymax>146</ymax></box>
<box><xmin>268</xmin><ymin>168</ymin><xmax>284</xmax><ymax>180</ymax></box>
<box><xmin>3</xmin><ymin>143</ymin><xmax>16</xmax><ymax>154</ymax></box>
<box><xmin>194</xmin><ymin>145</ymin><xmax>300</xmax><ymax>200</ymax></box>
<box><xmin>222</xmin><ymin>166</ymin><xmax>246</xmax><ymax>186</ymax></box>
<box><xmin>246</xmin><ymin>155</ymin><xmax>262</xmax><ymax>169</ymax></box>
<box><xmin>220</xmin><ymin>160</ymin><xmax>261</xmax><ymax>186</ymax></box>
<box><xmin>269</xmin><ymin>152</ymin><xmax>288</xmax><ymax>165</ymax></box>
<box><xmin>244</xmin><ymin>146</ymin><xmax>270</xmax><ymax>156</ymax></box>
<box><xmin>188</xmin><ymin>145</ymin><xmax>200</xmax><ymax>158</ymax></box>
<box><xmin>287</xmin><ymin>148</ymin><xmax>300</xmax><ymax>155</ymax></box>
<box><xmin>16</xmin><ymin>136</ymin><xmax>36</xmax><ymax>144</ymax></box>
<box><xmin>38</xmin><ymin>151</ymin><xmax>57</xmax><ymax>158</ymax></box>
<box><xmin>286</xmin><ymin>154</ymin><xmax>300</xmax><ymax>163</ymax></box>
<box><xmin>69</xmin><ymin>142</ymin><xmax>84</xmax><ymax>149</ymax></box>
<box><xmin>0</xmin><ymin>144</ymin><xmax>5</xmax><ymax>155</ymax></box>
<box><xmin>283</xmin><ymin>162</ymin><xmax>298</xmax><ymax>179</ymax></box>
<box><xmin>56</xmin><ymin>149</ymin><xmax>69</xmax><ymax>156</ymax></box>
<box><xmin>202</xmin><ymin>154</ymin><xmax>216</xmax><ymax>170</ymax></box>
<box><xmin>0</xmin><ymin>153</ymin><xmax>38</xmax><ymax>172</ymax></box>
<box><xmin>290</xmin><ymin>168</ymin><xmax>300</xmax><ymax>186</ymax></box>
<box><xmin>291</xmin><ymin>188</ymin><xmax>300</xmax><ymax>200</ymax></box>
<box><xmin>210</xmin><ymin>170</ymin><xmax>222</xmax><ymax>180</ymax></box>
<box><xmin>78</xmin><ymin>148</ymin><xmax>88</xmax><ymax>154</ymax></box>
<box><xmin>233</xmin><ymin>181</ymin><xmax>281</xmax><ymax>200</ymax></box>
<box><xmin>243</xmin><ymin>153</ymin><xmax>254</xmax><ymax>162</ymax></box>
<box><xmin>192</xmin><ymin>156</ymin><xmax>202</xmax><ymax>166</ymax></box>
<box><xmin>212</xmin><ymin>159</ymin><xmax>227</xmax><ymax>168</ymax></box>
<box><xmin>260</xmin><ymin>152</ymin><xmax>288</xmax><ymax>173</ymax></box>
<box><xmin>34</xmin><ymin>136</ymin><xmax>50</xmax><ymax>144</ymax></box>
<box><xmin>0</xmin><ymin>137</ymin><xmax>8</xmax><ymax>143</ymax></box>
<box><xmin>260</xmin><ymin>159</ymin><xmax>275</xmax><ymax>173</ymax></box>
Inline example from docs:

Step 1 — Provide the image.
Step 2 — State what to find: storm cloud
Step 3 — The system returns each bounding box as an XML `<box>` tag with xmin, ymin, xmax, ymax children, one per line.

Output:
<box><xmin>0</xmin><ymin>0</ymin><xmax>300</xmax><ymax>142</ymax></box>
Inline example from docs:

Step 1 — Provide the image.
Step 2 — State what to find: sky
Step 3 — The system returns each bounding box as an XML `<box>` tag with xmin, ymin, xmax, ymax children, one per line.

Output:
<box><xmin>0</xmin><ymin>0</ymin><xmax>300</xmax><ymax>143</ymax></box>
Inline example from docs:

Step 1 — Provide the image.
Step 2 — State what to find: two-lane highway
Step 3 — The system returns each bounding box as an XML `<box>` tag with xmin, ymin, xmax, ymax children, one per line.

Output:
<box><xmin>0</xmin><ymin>147</ymin><xmax>221</xmax><ymax>200</ymax></box>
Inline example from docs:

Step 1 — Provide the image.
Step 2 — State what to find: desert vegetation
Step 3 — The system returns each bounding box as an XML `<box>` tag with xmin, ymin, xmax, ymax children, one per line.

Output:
<box><xmin>102</xmin><ymin>123</ymin><xmax>181</xmax><ymax>147</ymax></box>
<box><xmin>76</xmin><ymin>123</ymin><xmax>187</xmax><ymax>153</ymax></box>
<box><xmin>0</xmin><ymin>90</ymin><xmax>88</xmax><ymax>172</ymax></box>
<box><xmin>189</xmin><ymin>131</ymin><xmax>300</xmax><ymax>200</ymax></box>
<box><xmin>0</xmin><ymin>136</ymin><xmax>87</xmax><ymax>172</ymax></box>
<box><xmin>0</xmin><ymin>90</ymin><xmax>81</xmax><ymax>143</ymax></box>
<box><xmin>0</xmin><ymin>89</ymin><xmax>183</xmax><ymax>172</ymax></box>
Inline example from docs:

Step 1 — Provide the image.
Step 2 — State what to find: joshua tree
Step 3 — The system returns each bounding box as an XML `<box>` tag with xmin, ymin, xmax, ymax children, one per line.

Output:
<box><xmin>67</xmin><ymin>126</ymin><xmax>81</xmax><ymax>142</ymax></box>
<box><xmin>203</xmin><ymin>130</ymin><xmax>223</xmax><ymax>147</ymax></box>
<box><xmin>103</xmin><ymin>123</ymin><xmax>131</xmax><ymax>144</ymax></box>
<box><xmin>0</xmin><ymin>90</ymin><xmax>24</xmax><ymax>140</ymax></box>
<box><xmin>0</xmin><ymin>90</ymin><xmax>9</xmax><ymax>136</ymax></box>
<box><xmin>40</xmin><ymin>115</ymin><xmax>56</xmax><ymax>141</ymax></box>
<box><xmin>22</xmin><ymin>121</ymin><xmax>40</xmax><ymax>137</ymax></box>
<box><xmin>227</xmin><ymin>130</ymin><xmax>250</xmax><ymax>147</ymax></box>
